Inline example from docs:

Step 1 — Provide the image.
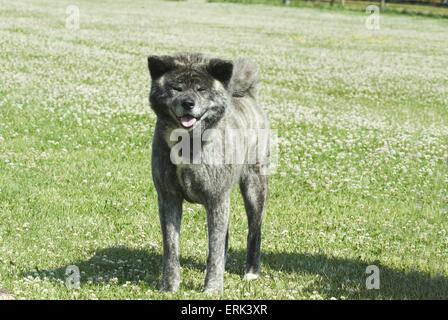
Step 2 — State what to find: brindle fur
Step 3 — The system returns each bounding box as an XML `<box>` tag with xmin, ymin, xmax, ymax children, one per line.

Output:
<box><xmin>148</xmin><ymin>53</ymin><xmax>269</xmax><ymax>293</ymax></box>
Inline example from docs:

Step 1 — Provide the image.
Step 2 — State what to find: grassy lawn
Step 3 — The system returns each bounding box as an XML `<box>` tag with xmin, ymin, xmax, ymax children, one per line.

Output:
<box><xmin>209</xmin><ymin>0</ymin><xmax>448</xmax><ymax>19</ymax></box>
<box><xmin>0</xmin><ymin>0</ymin><xmax>447</xmax><ymax>299</ymax></box>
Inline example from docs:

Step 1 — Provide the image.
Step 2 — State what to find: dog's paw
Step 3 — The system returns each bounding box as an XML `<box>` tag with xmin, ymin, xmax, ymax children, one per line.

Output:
<box><xmin>160</xmin><ymin>283</ymin><xmax>180</xmax><ymax>293</ymax></box>
<box><xmin>204</xmin><ymin>284</ymin><xmax>223</xmax><ymax>295</ymax></box>
<box><xmin>243</xmin><ymin>272</ymin><xmax>259</xmax><ymax>281</ymax></box>
<box><xmin>0</xmin><ymin>289</ymin><xmax>15</xmax><ymax>300</ymax></box>
<box><xmin>204</xmin><ymin>288</ymin><xmax>223</xmax><ymax>295</ymax></box>
<box><xmin>159</xmin><ymin>287</ymin><xmax>178</xmax><ymax>293</ymax></box>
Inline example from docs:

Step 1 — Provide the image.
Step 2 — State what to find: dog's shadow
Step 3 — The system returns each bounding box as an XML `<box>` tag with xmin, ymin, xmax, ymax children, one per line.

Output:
<box><xmin>26</xmin><ymin>246</ymin><xmax>448</xmax><ymax>299</ymax></box>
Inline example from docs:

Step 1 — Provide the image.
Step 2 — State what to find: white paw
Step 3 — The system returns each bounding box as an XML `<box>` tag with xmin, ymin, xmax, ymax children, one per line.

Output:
<box><xmin>204</xmin><ymin>287</ymin><xmax>223</xmax><ymax>295</ymax></box>
<box><xmin>243</xmin><ymin>272</ymin><xmax>259</xmax><ymax>281</ymax></box>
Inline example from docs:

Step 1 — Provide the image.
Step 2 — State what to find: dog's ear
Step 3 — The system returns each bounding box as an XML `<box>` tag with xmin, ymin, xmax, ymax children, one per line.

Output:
<box><xmin>147</xmin><ymin>55</ymin><xmax>175</xmax><ymax>80</ymax></box>
<box><xmin>207</xmin><ymin>59</ymin><xmax>233</xmax><ymax>87</ymax></box>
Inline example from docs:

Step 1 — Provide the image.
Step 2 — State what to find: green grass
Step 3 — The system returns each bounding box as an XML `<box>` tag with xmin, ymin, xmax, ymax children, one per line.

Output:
<box><xmin>0</xmin><ymin>0</ymin><xmax>447</xmax><ymax>299</ymax></box>
<box><xmin>208</xmin><ymin>0</ymin><xmax>448</xmax><ymax>19</ymax></box>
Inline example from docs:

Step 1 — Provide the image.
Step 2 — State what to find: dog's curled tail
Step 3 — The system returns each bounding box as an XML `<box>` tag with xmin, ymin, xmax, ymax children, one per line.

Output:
<box><xmin>230</xmin><ymin>58</ymin><xmax>259</xmax><ymax>99</ymax></box>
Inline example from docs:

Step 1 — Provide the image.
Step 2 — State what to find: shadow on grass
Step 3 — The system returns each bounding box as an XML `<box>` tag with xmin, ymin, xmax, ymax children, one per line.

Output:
<box><xmin>26</xmin><ymin>246</ymin><xmax>448</xmax><ymax>299</ymax></box>
<box><xmin>227</xmin><ymin>250</ymin><xmax>448</xmax><ymax>299</ymax></box>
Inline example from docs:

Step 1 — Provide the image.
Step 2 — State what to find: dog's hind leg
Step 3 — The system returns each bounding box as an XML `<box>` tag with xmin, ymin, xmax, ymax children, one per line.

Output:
<box><xmin>224</xmin><ymin>223</ymin><xmax>230</xmax><ymax>265</ymax></box>
<box><xmin>158</xmin><ymin>194</ymin><xmax>183</xmax><ymax>292</ymax></box>
<box><xmin>240</xmin><ymin>166</ymin><xmax>267</xmax><ymax>280</ymax></box>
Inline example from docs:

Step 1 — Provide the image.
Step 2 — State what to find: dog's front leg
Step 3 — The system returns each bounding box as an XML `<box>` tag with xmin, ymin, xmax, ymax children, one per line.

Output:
<box><xmin>158</xmin><ymin>195</ymin><xmax>183</xmax><ymax>292</ymax></box>
<box><xmin>204</xmin><ymin>195</ymin><xmax>230</xmax><ymax>294</ymax></box>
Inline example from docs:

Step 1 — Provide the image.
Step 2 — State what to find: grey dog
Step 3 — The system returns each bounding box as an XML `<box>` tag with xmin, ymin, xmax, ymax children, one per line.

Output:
<box><xmin>147</xmin><ymin>53</ymin><xmax>269</xmax><ymax>293</ymax></box>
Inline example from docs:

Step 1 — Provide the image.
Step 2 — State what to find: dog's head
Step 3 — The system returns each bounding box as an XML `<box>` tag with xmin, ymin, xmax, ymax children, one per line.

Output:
<box><xmin>147</xmin><ymin>53</ymin><xmax>233</xmax><ymax>131</ymax></box>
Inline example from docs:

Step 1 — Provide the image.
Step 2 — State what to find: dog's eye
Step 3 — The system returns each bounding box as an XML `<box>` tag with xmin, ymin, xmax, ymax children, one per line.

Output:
<box><xmin>197</xmin><ymin>87</ymin><xmax>206</xmax><ymax>92</ymax></box>
<box><xmin>171</xmin><ymin>85</ymin><xmax>183</xmax><ymax>92</ymax></box>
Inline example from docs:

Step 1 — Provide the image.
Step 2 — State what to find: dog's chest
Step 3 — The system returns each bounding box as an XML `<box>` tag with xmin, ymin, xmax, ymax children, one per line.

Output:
<box><xmin>165</xmin><ymin>126</ymin><xmax>243</xmax><ymax>203</ymax></box>
<box><xmin>176</xmin><ymin>162</ymin><xmax>238</xmax><ymax>204</ymax></box>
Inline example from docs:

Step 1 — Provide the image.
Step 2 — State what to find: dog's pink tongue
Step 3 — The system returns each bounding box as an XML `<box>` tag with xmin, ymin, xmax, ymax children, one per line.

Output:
<box><xmin>180</xmin><ymin>116</ymin><xmax>197</xmax><ymax>128</ymax></box>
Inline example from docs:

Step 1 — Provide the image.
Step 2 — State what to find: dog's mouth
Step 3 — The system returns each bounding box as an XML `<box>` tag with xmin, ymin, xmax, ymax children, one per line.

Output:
<box><xmin>177</xmin><ymin>112</ymin><xmax>207</xmax><ymax>129</ymax></box>
<box><xmin>179</xmin><ymin>115</ymin><xmax>198</xmax><ymax>129</ymax></box>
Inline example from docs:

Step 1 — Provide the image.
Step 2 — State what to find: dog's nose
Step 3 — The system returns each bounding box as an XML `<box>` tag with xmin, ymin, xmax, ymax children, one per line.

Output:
<box><xmin>181</xmin><ymin>98</ymin><xmax>195</xmax><ymax>110</ymax></box>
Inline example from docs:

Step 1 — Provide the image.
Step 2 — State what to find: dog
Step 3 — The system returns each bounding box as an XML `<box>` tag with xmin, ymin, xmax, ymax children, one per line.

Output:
<box><xmin>147</xmin><ymin>53</ymin><xmax>269</xmax><ymax>293</ymax></box>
